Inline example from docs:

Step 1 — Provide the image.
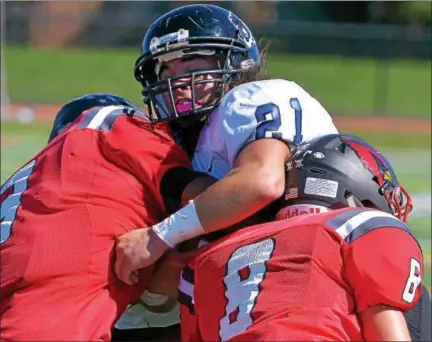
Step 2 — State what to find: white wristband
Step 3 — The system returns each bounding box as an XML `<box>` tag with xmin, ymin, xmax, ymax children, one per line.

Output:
<box><xmin>152</xmin><ymin>201</ymin><xmax>206</xmax><ymax>248</ymax></box>
<box><xmin>141</xmin><ymin>290</ymin><xmax>169</xmax><ymax>306</ymax></box>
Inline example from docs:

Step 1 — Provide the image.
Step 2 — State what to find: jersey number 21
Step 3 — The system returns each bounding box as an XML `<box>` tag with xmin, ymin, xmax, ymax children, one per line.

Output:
<box><xmin>254</xmin><ymin>98</ymin><xmax>303</xmax><ymax>144</ymax></box>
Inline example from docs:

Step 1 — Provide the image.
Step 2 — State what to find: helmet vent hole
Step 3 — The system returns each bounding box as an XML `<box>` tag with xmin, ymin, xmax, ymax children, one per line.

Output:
<box><xmin>335</xmin><ymin>142</ymin><xmax>347</xmax><ymax>153</ymax></box>
<box><xmin>309</xmin><ymin>167</ymin><xmax>326</xmax><ymax>175</ymax></box>
<box><xmin>361</xmin><ymin>200</ymin><xmax>375</xmax><ymax>209</ymax></box>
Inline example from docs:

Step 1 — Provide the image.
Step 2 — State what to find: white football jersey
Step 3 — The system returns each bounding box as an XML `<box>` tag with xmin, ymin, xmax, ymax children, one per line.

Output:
<box><xmin>192</xmin><ymin>79</ymin><xmax>339</xmax><ymax>179</ymax></box>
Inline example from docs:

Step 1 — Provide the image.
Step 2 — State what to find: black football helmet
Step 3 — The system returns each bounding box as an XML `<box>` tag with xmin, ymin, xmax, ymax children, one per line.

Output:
<box><xmin>134</xmin><ymin>4</ymin><xmax>261</xmax><ymax>124</ymax></box>
<box><xmin>275</xmin><ymin>134</ymin><xmax>413</xmax><ymax>222</ymax></box>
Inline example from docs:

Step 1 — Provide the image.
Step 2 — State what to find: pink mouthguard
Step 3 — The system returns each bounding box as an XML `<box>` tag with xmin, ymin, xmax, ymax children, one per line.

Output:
<box><xmin>175</xmin><ymin>101</ymin><xmax>193</xmax><ymax>114</ymax></box>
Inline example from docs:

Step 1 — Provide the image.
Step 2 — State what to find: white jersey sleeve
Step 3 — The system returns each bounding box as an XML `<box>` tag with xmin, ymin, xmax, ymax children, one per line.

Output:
<box><xmin>192</xmin><ymin>79</ymin><xmax>338</xmax><ymax>179</ymax></box>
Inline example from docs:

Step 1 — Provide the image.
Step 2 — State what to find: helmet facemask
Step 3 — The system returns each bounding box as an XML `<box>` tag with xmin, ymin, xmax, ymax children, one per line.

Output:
<box><xmin>134</xmin><ymin>33</ymin><xmax>259</xmax><ymax>124</ymax></box>
<box><xmin>342</xmin><ymin>180</ymin><xmax>412</xmax><ymax>223</ymax></box>
<box><xmin>377</xmin><ymin>177</ymin><xmax>413</xmax><ymax>223</ymax></box>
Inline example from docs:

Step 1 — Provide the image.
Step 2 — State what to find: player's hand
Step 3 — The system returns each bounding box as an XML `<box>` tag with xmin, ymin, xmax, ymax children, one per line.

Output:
<box><xmin>147</xmin><ymin>249</ymin><xmax>198</xmax><ymax>297</ymax></box>
<box><xmin>115</xmin><ymin>228</ymin><xmax>170</xmax><ymax>285</ymax></box>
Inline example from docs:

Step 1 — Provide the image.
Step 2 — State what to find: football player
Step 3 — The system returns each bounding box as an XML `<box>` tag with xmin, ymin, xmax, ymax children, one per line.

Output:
<box><xmin>177</xmin><ymin>134</ymin><xmax>425</xmax><ymax>341</ymax></box>
<box><xmin>0</xmin><ymin>101</ymin><xmax>199</xmax><ymax>340</ymax></box>
<box><xmin>114</xmin><ymin>2</ymin><xmax>339</xmax><ymax>283</ymax></box>
<box><xmin>45</xmin><ymin>92</ymin><xmax>205</xmax><ymax>341</ymax></box>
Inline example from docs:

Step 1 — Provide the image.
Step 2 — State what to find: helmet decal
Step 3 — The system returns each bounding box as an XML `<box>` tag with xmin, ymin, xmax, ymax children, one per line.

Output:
<box><xmin>341</xmin><ymin>137</ymin><xmax>395</xmax><ymax>187</ymax></box>
<box><xmin>227</xmin><ymin>12</ymin><xmax>255</xmax><ymax>48</ymax></box>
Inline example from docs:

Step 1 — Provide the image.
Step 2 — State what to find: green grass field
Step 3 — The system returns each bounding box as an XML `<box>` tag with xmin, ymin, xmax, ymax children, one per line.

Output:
<box><xmin>1</xmin><ymin>121</ymin><xmax>430</xmax><ymax>289</ymax></box>
<box><xmin>5</xmin><ymin>45</ymin><xmax>431</xmax><ymax>117</ymax></box>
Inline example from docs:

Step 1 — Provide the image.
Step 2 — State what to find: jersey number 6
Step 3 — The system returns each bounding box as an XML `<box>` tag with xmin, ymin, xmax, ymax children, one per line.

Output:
<box><xmin>254</xmin><ymin>98</ymin><xmax>303</xmax><ymax>144</ymax></box>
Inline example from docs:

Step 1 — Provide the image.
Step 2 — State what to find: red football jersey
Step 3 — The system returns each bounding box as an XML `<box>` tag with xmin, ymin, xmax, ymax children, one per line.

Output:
<box><xmin>0</xmin><ymin>105</ymin><xmax>189</xmax><ymax>341</ymax></box>
<box><xmin>179</xmin><ymin>207</ymin><xmax>423</xmax><ymax>341</ymax></box>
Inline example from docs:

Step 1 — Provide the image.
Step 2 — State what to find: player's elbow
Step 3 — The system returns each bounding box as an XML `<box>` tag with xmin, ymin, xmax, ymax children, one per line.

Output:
<box><xmin>234</xmin><ymin>138</ymin><xmax>288</xmax><ymax>205</ymax></box>
<box><xmin>253</xmin><ymin>168</ymin><xmax>285</xmax><ymax>203</ymax></box>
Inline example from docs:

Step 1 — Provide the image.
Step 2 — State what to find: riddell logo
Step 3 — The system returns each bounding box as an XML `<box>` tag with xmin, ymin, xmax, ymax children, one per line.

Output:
<box><xmin>284</xmin><ymin>207</ymin><xmax>322</xmax><ymax>218</ymax></box>
<box><xmin>276</xmin><ymin>205</ymin><xmax>328</xmax><ymax>220</ymax></box>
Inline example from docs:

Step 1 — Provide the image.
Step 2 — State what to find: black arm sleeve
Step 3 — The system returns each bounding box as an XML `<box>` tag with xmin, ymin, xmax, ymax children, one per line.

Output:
<box><xmin>405</xmin><ymin>285</ymin><xmax>431</xmax><ymax>341</ymax></box>
<box><xmin>160</xmin><ymin>167</ymin><xmax>207</xmax><ymax>214</ymax></box>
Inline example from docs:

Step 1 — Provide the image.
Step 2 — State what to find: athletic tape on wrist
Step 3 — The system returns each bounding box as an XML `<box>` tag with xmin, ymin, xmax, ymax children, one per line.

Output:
<box><xmin>152</xmin><ymin>201</ymin><xmax>205</xmax><ymax>248</ymax></box>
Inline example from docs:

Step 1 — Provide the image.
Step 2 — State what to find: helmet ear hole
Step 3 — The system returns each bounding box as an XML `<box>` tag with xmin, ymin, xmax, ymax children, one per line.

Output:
<box><xmin>361</xmin><ymin>200</ymin><xmax>375</xmax><ymax>209</ymax></box>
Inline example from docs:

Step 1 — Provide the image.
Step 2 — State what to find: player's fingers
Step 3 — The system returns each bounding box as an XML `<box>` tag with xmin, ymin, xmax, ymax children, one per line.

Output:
<box><xmin>130</xmin><ymin>271</ymin><xmax>139</xmax><ymax>284</ymax></box>
<box><xmin>114</xmin><ymin>255</ymin><xmax>133</xmax><ymax>285</ymax></box>
<box><xmin>121</xmin><ymin>267</ymin><xmax>134</xmax><ymax>286</ymax></box>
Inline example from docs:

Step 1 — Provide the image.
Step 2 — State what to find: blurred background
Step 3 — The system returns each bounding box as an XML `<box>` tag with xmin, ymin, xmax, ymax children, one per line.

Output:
<box><xmin>1</xmin><ymin>1</ymin><xmax>431</xmax><ymax>288</ymax></box>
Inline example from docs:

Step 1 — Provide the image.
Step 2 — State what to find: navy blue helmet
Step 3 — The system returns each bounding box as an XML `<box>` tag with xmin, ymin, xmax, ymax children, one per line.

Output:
<box><xmin>134</xmin><ymin>4</ymin><xmax>261</xmax><ymax>124</ymax></box>
<box><xmin>48</xmin><ymin>93</ymin><xmax>140</xmax><ymax>143</ymax></box>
